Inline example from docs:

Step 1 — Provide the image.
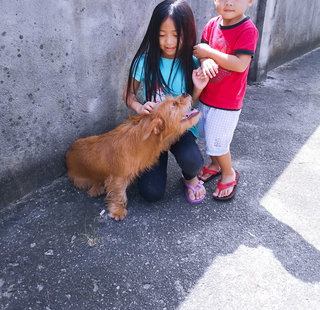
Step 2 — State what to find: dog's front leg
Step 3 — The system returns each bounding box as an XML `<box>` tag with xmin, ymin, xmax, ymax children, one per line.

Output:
<box><xmin>105</xmin><ymin>177</ymin><xmax>128</xmax><ymax>221</ymax></box>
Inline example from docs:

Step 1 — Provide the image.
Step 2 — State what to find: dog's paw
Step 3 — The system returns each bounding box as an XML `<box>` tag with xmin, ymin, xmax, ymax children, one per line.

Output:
<box><xmin>108</xmin><ymin>207</ymin><xmax>128</xmax><ymax>221</ymax></box>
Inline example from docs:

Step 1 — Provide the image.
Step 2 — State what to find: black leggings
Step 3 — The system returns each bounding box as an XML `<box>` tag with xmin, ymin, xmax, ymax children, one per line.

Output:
<box><xmin>137</xmin><ymin>131</ymin><xmax>204</xmax><ymax>202</ymax></box>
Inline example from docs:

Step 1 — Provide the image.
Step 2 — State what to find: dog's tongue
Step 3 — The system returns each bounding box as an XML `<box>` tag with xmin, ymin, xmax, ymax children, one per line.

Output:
<box><xmin>183</xmin><ymin>109</ymin><xmax>199</xmax><ymax>120</ymax></box>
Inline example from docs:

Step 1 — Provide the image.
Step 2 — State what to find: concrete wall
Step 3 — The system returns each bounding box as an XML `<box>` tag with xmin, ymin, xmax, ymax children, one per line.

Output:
<box><xmin>0</xmin><ymin>0</ymin><xmax>161</xmax><ymax>206</ymax></box>
<box><xmin>1</xmin><ymin>0</ymin><xmax>320</xmax><ymax>207</ymax></box>
<box><xmin>254</xmin><ymin>0</ymin><xmax>320</xmax><ymax>80</ymax></box>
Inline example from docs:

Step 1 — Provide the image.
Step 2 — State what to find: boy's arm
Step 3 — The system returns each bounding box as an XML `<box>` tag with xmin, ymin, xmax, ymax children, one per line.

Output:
<box><xmin>193</xmin><ymin>43</ymin><xmax>252</xmax><ymax>73</ymax></box>
<box><xmin>194</xmin><ymin>39</ymin><xmax>219</xmax><ymax>79</ymax></box>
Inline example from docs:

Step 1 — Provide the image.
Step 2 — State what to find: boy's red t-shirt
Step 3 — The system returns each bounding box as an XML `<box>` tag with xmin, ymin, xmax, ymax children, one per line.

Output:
<box><xmin>199</xmin><ymin>16</ymin><xmax>259</xmax><ymax>110</ymax></box>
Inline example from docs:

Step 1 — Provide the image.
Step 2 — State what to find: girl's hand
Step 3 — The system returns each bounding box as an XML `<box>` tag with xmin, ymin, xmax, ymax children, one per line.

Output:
<box><xmin>201</xmin><ymin>58</ymin><xmax>219</xmax><ymax>79</ymax></box>
<box><xmin>192</xmin><ymin>68</ymin><xmax>209</xmax><ymax>91</ymax></box>
<box><xmin>193</xmin><ymin>43</ymin><xmax>212</xmax><ymax>59</ymax></box>
<box><xmin>137</xmin><ymin>101</ymin><xmax>156</xmax><ymax>115</ymax></box>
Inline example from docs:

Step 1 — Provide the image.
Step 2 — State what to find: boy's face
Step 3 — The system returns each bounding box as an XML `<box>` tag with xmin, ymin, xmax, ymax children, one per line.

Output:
<box><xmin>214</xmin><ymin>0</ymin><xmax>254</xmax><ymax>26</ymax></box>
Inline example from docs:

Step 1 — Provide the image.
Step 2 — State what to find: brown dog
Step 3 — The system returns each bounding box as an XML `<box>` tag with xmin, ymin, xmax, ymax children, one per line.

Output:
<box><xmin>66</xmin><ymin>94</ymin><xmax>200</xmax><ymax>220</ymax></box>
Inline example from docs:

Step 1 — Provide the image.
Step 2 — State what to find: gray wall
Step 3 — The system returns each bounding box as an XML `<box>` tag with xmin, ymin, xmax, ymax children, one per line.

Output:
<box><xmin>1</xmin><ymin>0</ymin><xmax>320</xmax><ymax>207</ymax></box>
<box><xmin>255</xmin><ymin>0</ymin><xmax>320</xmax><ymax>80</ymax></box>
<box><xmin>0</xmin><ymin>0</ymin><xmax>161</xmax><ymax>206</ymax></box>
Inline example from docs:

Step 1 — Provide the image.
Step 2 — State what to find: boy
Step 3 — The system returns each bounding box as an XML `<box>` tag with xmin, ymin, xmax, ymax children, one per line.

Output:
<box><xmin>193</xmin><ymin>0</ymin><xmax>259</xmax><ymax>200</ymax></box>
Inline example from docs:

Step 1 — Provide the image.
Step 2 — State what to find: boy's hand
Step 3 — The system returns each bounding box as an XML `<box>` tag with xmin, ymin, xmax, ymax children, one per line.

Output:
<box><xmin>201</xmin><ymin>58</ymin><xmax>219</xmax><ymax>79</ymax></box>
<box><xmin>192</xmin><ymin>68</ymin><xmax>209</xmax><ymax>91</ymax></box>
<box><xmin>193</xmin><ymin>43</ymin><xmax>212</xmax><ymax>59</ymax></box>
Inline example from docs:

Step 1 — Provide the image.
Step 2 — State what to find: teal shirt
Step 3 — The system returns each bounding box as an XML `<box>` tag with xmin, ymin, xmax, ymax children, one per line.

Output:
<box><xmin>132</xmin><ymin>55</ymin><xmax>199</xmax><ymax>137</ymax></box>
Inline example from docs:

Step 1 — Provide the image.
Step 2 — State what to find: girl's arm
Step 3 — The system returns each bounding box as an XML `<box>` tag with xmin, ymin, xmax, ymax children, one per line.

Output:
<box><xmin>123</xmin><ymin>78</ymin><xmax>155</xmax><ymax>115</ymax></box>
<box><xmin>191</xmin><ymin>68</ymin><xmax>209</xmax><ymax>102</ymax></box>
<box><xmin>193</xmin><ymin>43</ymin><xmax>252</xmax><ymax>73</ymax></box>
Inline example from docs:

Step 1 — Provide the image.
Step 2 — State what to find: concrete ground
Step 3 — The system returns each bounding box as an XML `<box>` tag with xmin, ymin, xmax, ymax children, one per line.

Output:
<box><xmin>1</xmin><ymin>47</ymin><xmax>320</xmax><ymax>310</ymax></box>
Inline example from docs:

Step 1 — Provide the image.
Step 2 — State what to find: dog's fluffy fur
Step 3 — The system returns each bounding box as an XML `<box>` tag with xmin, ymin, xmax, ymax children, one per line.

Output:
<box><xmin>66</xmin><ymin>94</ymin><xmax>200</xmax><ymax>220</ymax></box>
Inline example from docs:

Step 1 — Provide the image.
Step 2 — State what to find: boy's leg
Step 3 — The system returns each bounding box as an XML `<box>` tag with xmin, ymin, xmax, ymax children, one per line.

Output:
<box><xmin>201</xmin><ymin>107</ymin><xmax>241</xmax><ymax>198</ymax></box>
<box><xmin>137</xmin><ymin>152</ymin><xmax>168</xmax><ymax>202</ymax></box>
<box><xmin>198</xmin><ymin>103</ymin><xmax>220</xmax><ymax>181</ymax></box>
<box><xmin>170</xmin><ymin>131</ymin><xmax>205</xmax><ymax>201</ymax></box>
<box><xmin>199</xmin><ymin>156</ymin><xmax>221</xmax><ymax>181</ymax></box>
<box><xmin>213</xmin><ymin>152</ymin><xmax>236</xmax><ymax>198</ymax></box>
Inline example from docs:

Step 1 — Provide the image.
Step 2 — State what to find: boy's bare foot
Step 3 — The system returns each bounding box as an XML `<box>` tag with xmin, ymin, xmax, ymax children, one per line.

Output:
<box><xmin>213</xmin><ymin>169</ymin><xmax>238</xmax><ymax>200</ymax></box>
<box><xmin>198</xmin><ymin>163</ymin><xmax>221</xmax><ymax>182</ymax></box>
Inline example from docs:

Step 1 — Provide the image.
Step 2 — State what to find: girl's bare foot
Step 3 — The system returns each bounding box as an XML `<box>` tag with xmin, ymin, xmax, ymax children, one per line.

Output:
<box><xmin>184</xmin><ymin>177</ymin><xmax>206</xmax><ymax>201</ymax></box>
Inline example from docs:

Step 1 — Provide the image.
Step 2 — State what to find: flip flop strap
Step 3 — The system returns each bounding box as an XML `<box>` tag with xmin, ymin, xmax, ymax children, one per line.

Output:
<box><xmin>217</xmin><ymin>179</ymin><xmax>237</xmax><ymax>190</ymax></box>
<box><xmin>183</xmin><ymin>179</ymin><xmax>204</xmax><ymax>194</ymax></box>
<box><xmin>202</xmin><ymin>165</ymin><xmax>219</xmax><ymax>175</ymax></box>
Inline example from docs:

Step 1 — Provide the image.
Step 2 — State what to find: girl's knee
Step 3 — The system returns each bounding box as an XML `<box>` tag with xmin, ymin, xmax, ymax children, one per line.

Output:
<box><xmin>138</xmin><ymin>178</ymin><xmax>166</xmax><ymax>202</ymax></box>
<box><xmin>138</xmin><ymin>185</ymin><xmax>165</xmax><ymax>202</ymax></box>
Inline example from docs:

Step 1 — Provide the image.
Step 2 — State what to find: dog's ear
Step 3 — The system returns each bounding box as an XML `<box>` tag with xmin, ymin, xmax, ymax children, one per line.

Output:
<box><xmin>142</xmin><ymin>117</ymin><xmax>165</xmax><ymax>140</ymax></box>
<box><xmin>152</xmin><ymin>117</ymin><xmax>165</xmax><ymax>135</ymax></box>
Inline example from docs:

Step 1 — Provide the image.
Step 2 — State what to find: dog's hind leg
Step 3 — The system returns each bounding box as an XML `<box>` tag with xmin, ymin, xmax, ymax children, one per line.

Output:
<box><xmin>105</xmin><ymin>177</ymin><xmax>128</xmax><ymax>221</ymax></box>
<box><xmin>71</xmin><ymin>176</ymin><xmax>91</xmax><ymax>191</ymax></box>
<box><xmin>69</xmin><ymin>175</ymin><xmax>104</xmax><ymax>197</ymax></box>
<box><xmin>87</xmin><ymin>183</ymin><xmax>105</xmax><ymax>197</ymax></box>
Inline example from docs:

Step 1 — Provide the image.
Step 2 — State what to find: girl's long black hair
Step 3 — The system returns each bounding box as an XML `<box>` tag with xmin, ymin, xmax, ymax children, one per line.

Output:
<box><xmin>125</xmin><ymin>0</ymin><xmax>196</xmax><ymax>104</ymax></box>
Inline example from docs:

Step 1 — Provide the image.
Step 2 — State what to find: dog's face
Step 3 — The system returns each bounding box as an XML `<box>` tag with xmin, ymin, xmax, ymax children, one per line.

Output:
<box><xmin>143</xmin><ymin>94</ymin><xmax>200</xmax><ymax>140</ymax></box>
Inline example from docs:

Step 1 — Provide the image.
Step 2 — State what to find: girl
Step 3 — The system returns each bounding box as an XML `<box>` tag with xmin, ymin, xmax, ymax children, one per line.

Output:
<box><xmin>123</xmin><ymin>0</ymin><xmax>209</xmax><ymax>203</ymax></box>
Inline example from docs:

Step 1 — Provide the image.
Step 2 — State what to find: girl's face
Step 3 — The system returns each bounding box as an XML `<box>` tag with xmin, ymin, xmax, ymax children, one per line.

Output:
<box><xmin>159</xmin><ymin>17</ymin><xmax>182</xmax><ymax>59</ymax></box>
